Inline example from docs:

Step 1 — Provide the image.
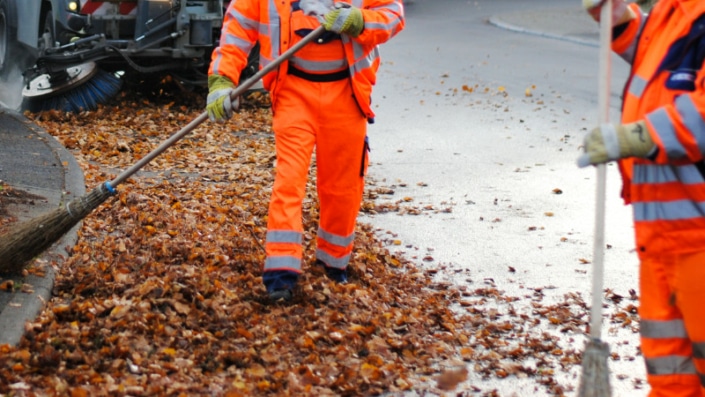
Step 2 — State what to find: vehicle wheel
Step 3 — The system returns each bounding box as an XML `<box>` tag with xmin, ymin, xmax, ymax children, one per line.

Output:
<box><xmin>0</xmin><ymin>0</ymin><xmax>15</xmax><ymax>77</ymax></box>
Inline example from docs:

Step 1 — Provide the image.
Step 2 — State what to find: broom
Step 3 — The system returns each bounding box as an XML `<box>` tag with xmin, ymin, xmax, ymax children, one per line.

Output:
<box><xmin>0</xmin><ymin>25</ymin><xmax>326</xmax><ymax>275</ymax></box>
<box><xmin>578</xmin><ymin>1</ymin><xmax>613</xmax><ymax>396</ymax></box>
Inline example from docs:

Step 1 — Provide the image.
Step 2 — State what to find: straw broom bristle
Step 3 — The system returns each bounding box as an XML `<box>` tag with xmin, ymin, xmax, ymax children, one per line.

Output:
<box><xmin>578</xmin><ymin>338</ymin><xmax>612</xmax><ymax>397</ymax></box>
<box><xmin>0</xmin><ymin>184</ymin><xmax>115</xmax><ymax>275</ymax></box>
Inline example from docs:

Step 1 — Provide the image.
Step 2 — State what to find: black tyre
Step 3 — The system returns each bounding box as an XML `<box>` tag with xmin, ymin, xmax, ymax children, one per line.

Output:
<box><xmin>0</xmin><ymin>0</ymin><xmax>15</xmax><ymax>77</ymax></box>
<box><xmin>0</xmin><ymin>0</ymin><xmax>26</xmax><ymax>109</ymax></box>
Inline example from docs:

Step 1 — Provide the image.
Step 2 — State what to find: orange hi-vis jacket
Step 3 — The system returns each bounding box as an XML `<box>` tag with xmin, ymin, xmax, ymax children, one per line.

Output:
<box><xmin>209</xmin><ymin>0</ymin><xmax>405</xmax><ymax>122</ymax></box>
<box><xmin>613</xmin><ymin>0</ymin><xmax>705</xmax><ymax>257</ymax></box>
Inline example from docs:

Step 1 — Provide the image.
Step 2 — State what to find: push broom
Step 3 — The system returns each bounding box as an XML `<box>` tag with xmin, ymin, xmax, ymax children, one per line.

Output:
<box><xmin>578</xmin><ymin>0</ymin><xmax>613</xmax><ymax>396</ymax></box>
<box><xmin>0</xmin><ymin>25</ymin><xmax>326</xmax><ymax>275</ymax></box>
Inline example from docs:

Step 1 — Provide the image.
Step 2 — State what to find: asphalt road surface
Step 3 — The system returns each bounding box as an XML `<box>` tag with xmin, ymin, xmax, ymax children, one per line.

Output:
<box><xmin>365</xmin><ymin>0</ymin><xmax>645</xmax><ymax>395</ymax></box>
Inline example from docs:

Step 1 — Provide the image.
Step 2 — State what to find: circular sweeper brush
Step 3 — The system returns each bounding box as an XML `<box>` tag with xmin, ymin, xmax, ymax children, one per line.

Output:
<box><xmin>22</xmin><ymin>61</ymin><xmax>122</xmax><ymax>113</ymax></box>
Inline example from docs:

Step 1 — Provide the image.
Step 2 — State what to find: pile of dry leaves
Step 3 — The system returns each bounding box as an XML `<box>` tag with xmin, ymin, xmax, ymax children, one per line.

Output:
<box><xmin>0</xmin><ymin>81</ymin><xmax>634</xmax><ymax>396</ymax></box>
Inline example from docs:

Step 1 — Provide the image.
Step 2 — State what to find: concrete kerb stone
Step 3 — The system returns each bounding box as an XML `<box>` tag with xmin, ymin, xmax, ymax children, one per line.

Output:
<box><xmin>0</xmin><ymin>109</ymin><xmax>86</xmax><ymax>347</ymax></box>
<box><xmin>488</xmin><ymin>9</ymin><xmax>600</xmax><ymax>48</ymax></box>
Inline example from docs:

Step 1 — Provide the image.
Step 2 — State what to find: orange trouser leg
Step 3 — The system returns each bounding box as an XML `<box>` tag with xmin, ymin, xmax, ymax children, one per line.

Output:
<box><xmin>314</xmin><ymin>80</ymin><xmax>367</xmax><ymax>270</ymax></box>
<box><xmin>265</xmin><ymin>75</ymin><xmax>366</xmax><ymax>273</ymax></box>
<box><xmin>639</xmin><ymin>252</ymin><xmax>705</xmax><ymax>397</ymax></box>
<box><xmin>264</xmin><ymin>76</ymin><xmax>317</xmax><ymax>274</ymax></box>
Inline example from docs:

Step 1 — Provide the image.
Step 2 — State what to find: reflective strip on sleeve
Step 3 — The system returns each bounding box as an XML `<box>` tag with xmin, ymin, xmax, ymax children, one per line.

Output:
<box><xmin>228</xmin><ymin>8</ymin><xmax>260</xmax><ymax>31</ymax></box>
<box><xmin>640</xmin><ymin>319</ymin><xmax>688</xmax><ymax>339</ymax></box>
<box><xmin>366</xmin><ymin>0</ymin><xmax>404</xmax><ymax>32</ymax></box>
<box><xmin>223</xmin><ymin>32</ymin><xmax>254</xmax><ymax>53</ymax></box>
<box><xmin>647</xmin><ymin>108</ymin><xmax>687</xmax><ymax>159</ymax></box>
<box><xmin>618</xmin><ymin>15</ymin><xmax>645</xmax><ymax>64</ymax></box>
<box><xmin>676</xmin><ymin>94</ymin><xmax>705</xmax><ymax>156</ymax></box>
<box><xmin>370</xmin><ymin>2</ymin><xmax>403</xmax><ymax>15</ymax></box>
<box><xmin>364</xmin><ymin>12</ymin><xmax>403</xmax><ymax>32</ymax></box>
<box><xmin>628</xmin><ymin>75</ymin><xmax>647</xmax><ymax>100</ymax></box>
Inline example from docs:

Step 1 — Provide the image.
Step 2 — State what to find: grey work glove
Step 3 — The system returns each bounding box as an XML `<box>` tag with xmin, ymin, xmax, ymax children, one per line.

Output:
<box><xmin>577</xmin><ymin>121</ymin><xmax>656</xmax><ymax>167</ymax></box>
<box><xmin>207</xmin><ymin>74</ymin><xmax>239</xmax><ymax>123</ymax></box>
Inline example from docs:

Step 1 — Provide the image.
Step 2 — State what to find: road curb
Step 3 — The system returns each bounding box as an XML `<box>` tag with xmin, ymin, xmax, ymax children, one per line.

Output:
<box><xmin>488</xmin><ymin>14</ymin><xmax>599</xmax><ymax>48</ymax></box>
<box><xmin>0</xmin><ymin>110</ymin><xmax>85</xmax><ymax>347</ymax></box>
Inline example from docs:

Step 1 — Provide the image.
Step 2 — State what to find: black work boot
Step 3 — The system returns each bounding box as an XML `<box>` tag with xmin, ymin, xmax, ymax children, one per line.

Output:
<box><xmin>263</xmin><ymin>270</ymin><xmax>299</xmax><ymax>302</ymax></box>
<box><xmin>314</xmin><ymin>259</ymin><xmax>348</xmax><ymax>284</ymax></box>
<box><xmin>268</xmin><ymin>289</ymin><xmax>293</xmax><ymax>302</ymax></box>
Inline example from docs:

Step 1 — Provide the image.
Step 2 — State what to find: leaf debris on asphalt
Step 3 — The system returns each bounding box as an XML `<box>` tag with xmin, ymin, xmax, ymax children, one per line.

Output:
<box><xmin>0</xmin><ymin>83</ymin><xmax>635</xmax><ymax>396</ymax></box>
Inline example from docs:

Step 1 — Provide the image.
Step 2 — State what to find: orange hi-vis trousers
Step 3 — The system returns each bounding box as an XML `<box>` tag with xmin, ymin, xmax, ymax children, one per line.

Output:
<box><xmin>639</xmin><ymin>251</ymin><xmax>705</xmax><ymax>396</ymax></box>
<box><xmin>263</xmin><ymin>73</ymin><xmax>368</xmax><ymax>275</ymax></box>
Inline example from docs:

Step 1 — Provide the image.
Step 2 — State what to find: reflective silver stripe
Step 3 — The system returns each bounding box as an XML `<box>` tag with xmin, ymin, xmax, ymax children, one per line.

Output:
<box><xmin>264</xmin><ymin>255</ymin><xmax>302</xmax><ymax>271</ymax></box>
<box><xmin>676</xmin><ymin>94</ymin><xmax>705</xmax><ymax>155</ymax></box>
<box><xmin>212</xmin><ymin>8</ymin><xmax>259</xmax><ymax>76</ymax></box>
<box><xmin>351</xmin><ymin>46</ymin><xmax>378</xmax><ymax>74</ymax></box>
<box><xmin>259</xmin><ymin>24</ymin><xmax>269</xmax><ymax>37</ymax></box>
<box><xmin>648</xmin><ymin>108</ymin><xmax>687</xmax><ymax>159</ymax></box>
<box><xmin>601</xmin><ymin>123</ymin><xmax>621</xmax><ymax>160</ymax></box>
<box><xmin>632</xmin><ymin>163</ymin><xmax>705</xmax><ymax>185</ymax></box>
<box><xmin>645</xmin><ymin>355</ymin><xmax>697</xmax><ymax>376</ymax></box>
<box><xmin>289</xmin><ymin>57</ymin><xmax>348</xmax><ymax>73</ymax></box>
<box><xmin>212</xmin><ymin>55</ymin><xmax>223</xmax><ymax>75</ymax></box>
<box><xmin>617</xmin><ymin>12</ymin><xmax>646</xmax><ymax>64</ymax></box>
<box><xmin>223</xmin><ymin>32</ymin><xmax>253</xmax><ymax>53</ymax></box>
<box><xmin>640</xmin><ymin>319</ymin><xmax>688</xmax><ymax>339</ymax></box>
<box><xmin>633</xmin><ymin>199</ymin><xmax>705</xmax><ymax>222</ymax></box>
<box><xmin>364</xmin><ymin>2</ymin><xmax>405</xmax><ymax>34</ymax></box>
<box><xmin>266</xmin><ymin>230</ymin><xmax>302</xmax><ymax>244</ymax></box>
<box><xmin>316</xmin><ymin>249</ymin><xmax>351</xmax><ymax>270</ymax></box>
<box><xmin>364</xmin><ymin>16</ymin><xmax>403</xmax><ymax>33</ymax></box>
<box><xmin>268</xmin><ymin>0</ymin><xmax>280</xmax><ymax>57</ymax></box>
<box><xmin>229</xmin><ymin>8</ymin><xmax>259</xmax><ymax>31</ymax></box>
<box><xmin>371</xmin><ymin>2</ymin><xmax>403</xmax><ymax>15</ymax></box>
<box><xmin>261</xmin><ymin>53</ymin><xmax>273</xmax><ymax>69</ymax></box>
<box><xmin>693</xmin><ymin>343</ymin><xmax>705</xmax><ymax>360</ymax></box>
<box><xmin>318</xmin><ymin>227</ymin><xmax>354</xmax><ymax>247</ymax></box>
<box><xmin>629</xmin><ymin>75</ymin><xmax>647</xmax><ymax>100</ymax></box>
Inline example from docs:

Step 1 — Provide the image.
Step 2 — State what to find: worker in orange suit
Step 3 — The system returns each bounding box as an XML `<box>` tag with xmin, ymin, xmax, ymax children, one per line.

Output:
<box><xmin>206</xmin><ymin>0</ymin><xmax>404</xmax><ymax>302</ymax></box>
<box><xmin>580</xmin><ymin>0</ymin><xmax>705</xmax><ymax>395</ymax></box>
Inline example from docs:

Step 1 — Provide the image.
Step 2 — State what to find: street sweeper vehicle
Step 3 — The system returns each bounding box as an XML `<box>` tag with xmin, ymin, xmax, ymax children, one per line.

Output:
<box><xmin>0</xmin><ymin>0</ymin><xmax>258</xmax><ymax>112</ymax></box>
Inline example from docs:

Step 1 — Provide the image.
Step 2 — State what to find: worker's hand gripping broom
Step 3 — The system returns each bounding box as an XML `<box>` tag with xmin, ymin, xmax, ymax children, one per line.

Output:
<box><xmin>0</xmin><ymin>25</ymin><xmax>327</xmax><ymax>275</ymax></box>
<box><xmin>578</xmin><ymin>1</ymin><xmax>613</xmax><ymax>396</ymax></box>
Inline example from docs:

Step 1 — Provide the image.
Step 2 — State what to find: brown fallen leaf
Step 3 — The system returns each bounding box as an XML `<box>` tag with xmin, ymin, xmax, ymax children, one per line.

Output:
<box><xmin>436</xmin><ymin>366</ymin><xmax>469</xmax><ymax>390</ymax></box>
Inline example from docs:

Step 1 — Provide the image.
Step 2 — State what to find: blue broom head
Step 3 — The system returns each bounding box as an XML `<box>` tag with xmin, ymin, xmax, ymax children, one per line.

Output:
<box><xmin>23</xmin><ymin>69</ymin><xmax>123</xmax><ymax>113</ymax></box>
